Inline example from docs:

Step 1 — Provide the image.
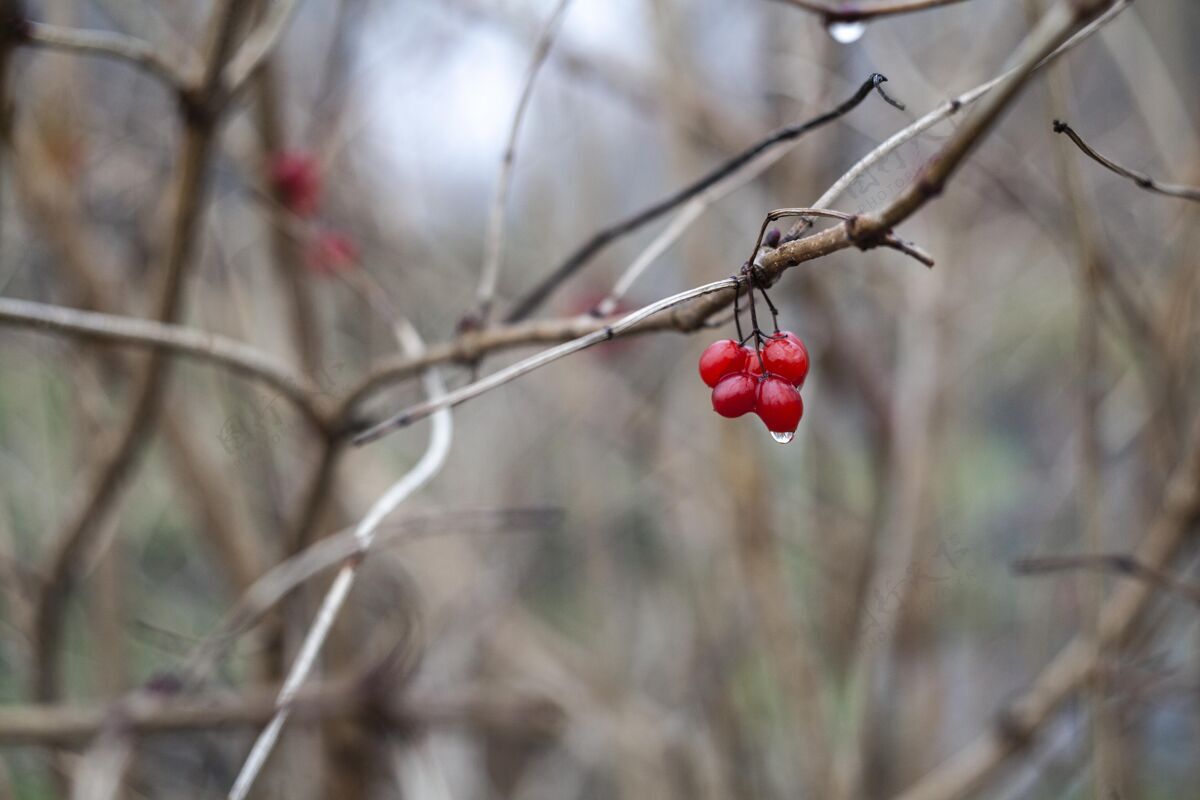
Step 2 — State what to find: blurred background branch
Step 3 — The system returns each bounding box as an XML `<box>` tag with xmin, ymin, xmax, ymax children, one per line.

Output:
<box><xmin>0</xmin><ymin>0</ymin><xmax>1197</xmax><ymax>797</ymax></box>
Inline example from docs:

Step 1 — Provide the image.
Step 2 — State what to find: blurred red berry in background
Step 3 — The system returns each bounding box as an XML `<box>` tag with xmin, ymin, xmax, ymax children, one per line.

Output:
<box><xmin>269</xmin><ymin>150</ymin><xmax>322</xmax><ymax>217</ymax></box>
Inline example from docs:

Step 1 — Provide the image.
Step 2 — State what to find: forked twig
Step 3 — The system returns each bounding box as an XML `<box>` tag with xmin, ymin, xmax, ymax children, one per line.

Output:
<box><xmin>747</xmin><ymin>207</ymin><xmax>934</xmax><ymax>269</ymax></box>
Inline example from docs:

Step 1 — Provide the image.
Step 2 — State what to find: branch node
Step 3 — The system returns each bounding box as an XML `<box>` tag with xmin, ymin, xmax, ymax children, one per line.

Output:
<box><xmin>845</xmin><ymin>213</ymin><xmax>888</xmax><ymax>252</ymax></box>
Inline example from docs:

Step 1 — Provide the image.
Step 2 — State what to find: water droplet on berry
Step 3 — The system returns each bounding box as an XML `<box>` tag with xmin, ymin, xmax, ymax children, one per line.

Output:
<box><xmin>770</xmin><ymin>430</ymin><xmax>795</xmax><ymax>444</ymax></box>
<box><xmin>827</xmin><ymin>21</ymin><xmax>866</xmax><ymax>44</ymax></box>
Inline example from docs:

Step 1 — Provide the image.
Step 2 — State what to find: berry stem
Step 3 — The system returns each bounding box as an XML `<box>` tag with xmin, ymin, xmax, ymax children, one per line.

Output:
<box><xmin>732</xmin><ymin>274</ymin><xmax>745</xmax><ymax>343</ymax></box>
<box><xmin>741</xmin><ymin>263</ymin><xmax>768</xmax><ymax>372</ymax></box>
<box><xmin>758</xmin><ymin>284</ymin><xmax>780</xmax><ymax>333</ymax></box>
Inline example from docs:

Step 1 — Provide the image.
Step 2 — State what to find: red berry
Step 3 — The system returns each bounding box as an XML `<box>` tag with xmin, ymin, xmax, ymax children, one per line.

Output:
<box><xmin>762</xmin><ymin>333</ymin><xmax>810</xmax><ymax>386</ymax></box>
<box><xmin>699</xmin><ymin>340</ymin><xmax>749</xmax><ymax>387</ymax></box>
<box><xmin>755</xmin><ymin>376</ymin><xmax>803</xmax><ymax>433</ymax></box>
<box><xmin>269</xmin><ymin>151</ymin><xmax>322</xmax><ymax>217</ymax></box>
<box><xmin>745</xmin><ymin>349</ymin><xmax>764</xmax><ymax>377</ymax></box>
<box><xmin>711</xmin><ymin>373</ymin><xmax>757</xmax><ymax>418</ymax></box>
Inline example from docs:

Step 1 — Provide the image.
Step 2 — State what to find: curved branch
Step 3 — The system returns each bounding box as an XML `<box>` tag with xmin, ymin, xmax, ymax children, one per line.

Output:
<box><xmin>1052</xmin><ymin>119</ymin><xmax>1200</xmax><ymax>202</ymax></box>
<box><xmin>21</xmin><ymin>21</ymin><xmax>192</xmax><ymax>88</ymax></box>
<box><xmin>771</xmin><ymin>0</ymin><xmax>971</xmax><ymax>23</ymax></box>
<box><xmin>229</xmin><ymin>305</ymin><xmax>454</xmax><ymax>799</ymax></box>
<box><xmin>0</xmin><ymin>297</ymin><xmax>328</xmax><ymax>427</ymax></box>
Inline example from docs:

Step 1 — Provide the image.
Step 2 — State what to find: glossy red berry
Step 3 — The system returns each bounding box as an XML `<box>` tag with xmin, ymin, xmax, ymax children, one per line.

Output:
<box><xmin>699</xmin><ymin>340</ymin><xmax>749</xmax><ymax>387</ymax></box>
<box><xmin>755</xmin><ymin>376</ymin><xmax>803</xmax><ymax>433</ymax></box>
<box><xmin>762</xmin><ymin>332</ymin><xmax>810</xmax><ymax>386</ymax></box>
<box><xmin>711</xmin><ymin>373</ymin><xmax>757</xmax><ymax>418</ymax></box>
<box><xmin>745</xmin><ymin>348</ymin><xmax>764</xmax><ymax>378</ymax></box>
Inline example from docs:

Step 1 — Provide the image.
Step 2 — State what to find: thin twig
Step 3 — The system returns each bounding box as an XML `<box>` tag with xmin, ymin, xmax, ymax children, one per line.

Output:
<box><xmin>503</xmin><ymin>72</ymin><xmax>903</xmax><ymax>322</ymax></box>
<box><xmin>0</xmin><ymin>297</ymin><xmax>328</xmax><ymax>427</ymax></box>
<box><xmin>1052</xmin><ymin>119</ymin><xmax>1200</xmax><ymax>202</ymax></box>
<box><xmin>352</xmin><ymin>277</ymin><xmax>741</xmax><ymax>444</ymax></box>
<box><xmin>21</xmin><ymin>20</ymin><xmax>192</xmax><ymax>88</ymax></box>
<box><xmin>473</xmin><ymin>0</ymin><xmax>573</xmax><ymax>324</ymax></box>
<box><xmin>228</xmin><ymin>313</ymin><xmax>453</xmax><ymax>799</ymax></box>
<box><xmin>1013</xmin><ymin>554</ymin><xmax>1200</xmax><ymax>608</ymax></box>
<box><xmin>771</xmin><ymin>0</ymin><xmax>971</xmax><ymax>23</ymax></box>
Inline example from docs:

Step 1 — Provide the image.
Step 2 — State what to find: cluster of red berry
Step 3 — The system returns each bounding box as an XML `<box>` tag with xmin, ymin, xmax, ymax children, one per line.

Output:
<box><xmin>700</xmin><ymin>331</ymin><xmax>809</xmax><ymax>443</ymax></box>
<box><xmin>268</xmin><ymin>151</ymin><xmax>360</xmax><ymax>277</ymax></box>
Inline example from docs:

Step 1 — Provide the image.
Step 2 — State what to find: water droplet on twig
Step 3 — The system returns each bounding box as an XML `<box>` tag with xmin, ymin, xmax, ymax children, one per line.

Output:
<box><xmin>827</xmin><ymin>21</ymin><xmax>866</xmax><ymax>44</ymax></box>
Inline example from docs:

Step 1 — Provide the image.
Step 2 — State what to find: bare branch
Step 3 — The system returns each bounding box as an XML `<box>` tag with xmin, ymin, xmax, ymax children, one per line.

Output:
<box><xmin>782</xmin><ymin>0</ymin><xmax>1131</xmax><ymax>242</ymax></box>
<box><xmin>473</xmin><ymin>0</ymin><xmax>574</xmax><ymax>324</ymax></box>
<box><xmin>503</xmin><ymin>72</ymin><xmax>904</xmax><ymax>322</ymax></box>
<box><xmin>0</xmin><ymin>297</ymin><xmax>328</xmax><ymax>427</ymax></box>
<box><xmin>770</xmin><ymin>0</ymin><xmax>971</xmax><ymax>24</ymax></box>
<box><xmin>21</xmin><ymin>20</ymin><xmax>192</xmax><ymax>88</ymax></box>
<box><xmin>1052</xmin><ymin>119</ymin><xmax>1200</xmax><ymax>202</ymax></box>
<box><xmin>355</xmin><ymin>0</ymin><xmax>1122</xmax><ymax>445</ymax></box>
<box><xmin>0</xmin><ymin>686</ymin><xmax>561</xmax><ymax>747</ymax></box>
<box><xmin>749</xmin><ymin>207</ymin><xmax>934</xmax><ymax>268</ymax></box>
<box><xmin>353</xmin><ymin>277</ymin><xmax>740</xmax><ymax>444</ymax></box>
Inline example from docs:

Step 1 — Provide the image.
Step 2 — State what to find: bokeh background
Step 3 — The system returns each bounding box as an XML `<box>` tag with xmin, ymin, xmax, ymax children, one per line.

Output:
<box><xmin>1</xmin><ymin>0</ymin><xmax>1198</xmax><ymax>798</ymax></box>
